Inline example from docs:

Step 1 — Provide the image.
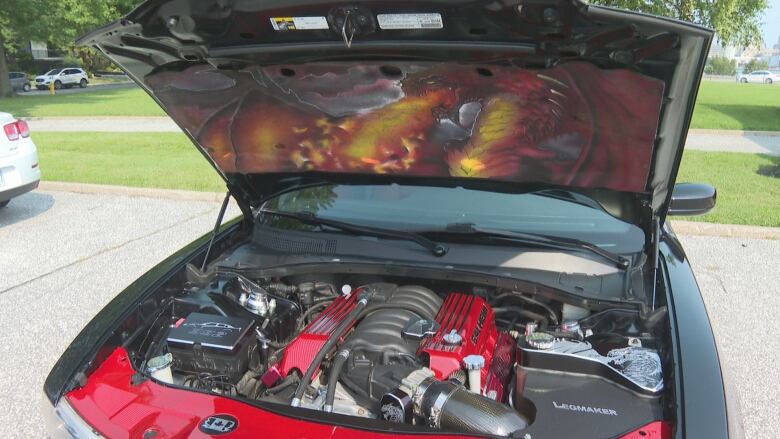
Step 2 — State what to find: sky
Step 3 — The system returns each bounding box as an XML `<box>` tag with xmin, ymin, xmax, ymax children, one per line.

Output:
<box><xmin>764</xmin><ymin>0</ymin><xmax>780</xmax><ymax>47</ymax></box>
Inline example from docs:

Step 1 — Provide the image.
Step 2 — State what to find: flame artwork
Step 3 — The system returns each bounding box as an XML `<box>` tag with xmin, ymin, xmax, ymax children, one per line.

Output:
<box><xmin>145</xmin><ymin>61</ymin><xmax>665</xmax><ymax>193</ymax></box>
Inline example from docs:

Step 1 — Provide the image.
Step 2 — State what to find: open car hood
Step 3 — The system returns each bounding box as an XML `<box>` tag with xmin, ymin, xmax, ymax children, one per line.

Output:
<box><xmin>79</xmin><ymin>0</ymin><xmax>712</xmax><ymax>225</ymax></box>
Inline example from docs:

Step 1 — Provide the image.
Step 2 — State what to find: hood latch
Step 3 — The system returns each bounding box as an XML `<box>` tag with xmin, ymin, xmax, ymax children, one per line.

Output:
<box><xmin>329</xmin><ymin>6</ymin><xmax>376</xmax><ymax>49</ymax></box>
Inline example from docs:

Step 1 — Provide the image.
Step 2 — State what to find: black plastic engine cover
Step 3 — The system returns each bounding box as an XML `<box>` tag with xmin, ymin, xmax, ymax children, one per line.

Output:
<box><xmin>344</xmin><ymin>284</ymin><xmax>442</xmax><ymax>356</ymax></box>
<box><xmin>515</xmin><ymin>364</ymin><xmax>663</xmax><ymax>438</ymax></box>
<box><xmin>166</xmin><ymin>312</ymin><xmax>255</xmax><ymax>381</ymax></box>
<box><xmin>340</xmin><ymin>284</ymin><xmax>441</xmax><ymax>405</ymax></box>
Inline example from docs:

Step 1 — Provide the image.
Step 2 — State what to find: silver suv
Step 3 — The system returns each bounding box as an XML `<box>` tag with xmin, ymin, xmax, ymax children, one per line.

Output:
<box><xmin>34</xmin><ymin>67</ymin><xmax>89</xmax><ymax>90</ymax></box>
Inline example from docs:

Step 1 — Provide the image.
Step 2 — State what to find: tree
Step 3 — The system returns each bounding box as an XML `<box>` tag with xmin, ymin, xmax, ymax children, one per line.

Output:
<box><xmin>705</xmin><ymin>56</ymin><xmax>737</xmax><ymax>75</ymax></box>
<box><xmin>744</xmin><ymin>58</ymin><xmax>769</xmax><ymax>73</ymax></box>
<box><xmin>0</xmin><ymin>0</ymin><xmax>135</xmax><ymax>98</ymax></box>
<box><xmin>591</xmin><ymin>0</ymin><xmax>768</xmax><ymax>48</ymax></box>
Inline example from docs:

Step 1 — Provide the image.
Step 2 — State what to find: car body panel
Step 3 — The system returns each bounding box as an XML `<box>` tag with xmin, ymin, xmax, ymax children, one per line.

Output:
<box><xmin>42</xmin><ymin>1</ymin><xmax>730</xmax><ymax>437</ymax></box>
<box><xmin>43</xmin><ymin>219</ymin><xmax>245</xmax><ymax>405</ymax></box>
<box><xmin>660</xmin><ymin>225</ymin><xmax>734</xmax><ymax>439</ymax></box>
<box><xmin>0</xmin><ymin>112</ymin><xmax>41</xmax><ymax>201</ymax></box>
<box><xmin>77</xmin><ymin>0</ymin><xmax>713</xmax><ymax>225</ymax></box>
<box><xmin>61</xmin><ymin>345</ymin><xmax>669</xmax><ymax>438</ymax></box>
<box><xmin>144</xmin><ymin>61</ymin><xmax>664</xmax><ymax>194</ymax></box>
<box><xmin>44</xmin><ymin>219</ymin><xmax>733</xmax><ymax>438</ymax></box>
<box><xmin>43</xmin><ymin>220</ymin><xmax>732</xmax><ymax>438</ymax></box>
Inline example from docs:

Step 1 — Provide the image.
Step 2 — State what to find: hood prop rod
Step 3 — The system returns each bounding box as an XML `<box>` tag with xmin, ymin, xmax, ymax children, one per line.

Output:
<box><xmin>201</xmin><ymin>191</ymin><xmax>231</xmax><ymax>271</ymax></box>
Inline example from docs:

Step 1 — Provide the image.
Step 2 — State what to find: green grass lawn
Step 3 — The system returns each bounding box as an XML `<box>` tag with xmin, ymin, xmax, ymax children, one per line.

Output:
<box><xmin>34</xmin><ymin>132</ymin><xmax>224</xmax><ymax>192</ymax></box>
<box><xmin>0</xmin><ymin>88</ymin><xmax>165</xmax><ymax>117</ymax></box>
<box><xmin>691</xmin><ymin>82</ymin><xmax>780</xmax><ymax>131</ymax></box>
<box><xmin>33</xmin><ymin>132</ymin><xmax>780</xmax><ymax>227</ymax></box>
<box><xmin>676</xmin><ymin>150</ymin><xmax>780</xmax><ymax>227</ymax></box>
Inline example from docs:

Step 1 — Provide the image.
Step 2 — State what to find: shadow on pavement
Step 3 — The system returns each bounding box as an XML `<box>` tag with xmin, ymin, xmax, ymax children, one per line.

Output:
<box><xmin>0</xmin><ymin>191</ymin><xmax>54</xmax><ymax>228</ymax></box>
<box><xmin>757</xmin><ymin>155</ymin><xmax>780</xmax><ymax>178</ymax></box>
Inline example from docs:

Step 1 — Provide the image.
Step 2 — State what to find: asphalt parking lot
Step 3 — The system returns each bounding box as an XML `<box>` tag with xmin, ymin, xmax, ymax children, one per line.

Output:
<box><xmin>0</xmin><ymin>190</ymin><xmax>777</xmax><ymax>438</ymax></box>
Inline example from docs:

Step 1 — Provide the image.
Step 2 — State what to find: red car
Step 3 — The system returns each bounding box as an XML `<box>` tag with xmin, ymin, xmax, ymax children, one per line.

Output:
<box><xmin>44</xmin><ymin>0</ymin><xmax>741</xmax><ymax>438</ymax></box>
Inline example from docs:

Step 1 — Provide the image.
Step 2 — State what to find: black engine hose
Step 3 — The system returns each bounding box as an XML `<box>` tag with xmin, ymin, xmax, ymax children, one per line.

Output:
<box><xmin>492</xmin><ymin>292</ymin><xmax>559</xmax><ymax>325</ymax></box>
<box><xmin>296</xmin><ymin>300</ymin><xmax>333</xmax><ymax>330</ymax></box>
<box><xmin>263</xmin><ymin>373</ymin><xmax>300</xmax><ymax>396</ymax></box>
<box><xmin>291</xmin><ymin>293</ymin><xmax>371</xmax><ymax>407</ymax></box>
<box><xmin>492</xmin><ymin>306</ymin><xmax>549</xmax><ymax>328</ymax></box>
<box><xmin>323</xmin><ymin>349</ymin><xmax>350</xmax><ymax>412</ymax></box>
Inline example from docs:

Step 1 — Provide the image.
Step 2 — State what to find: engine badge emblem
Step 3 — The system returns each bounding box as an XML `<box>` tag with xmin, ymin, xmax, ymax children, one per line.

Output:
<box><xmin>199</xmin><ymin>414</ymin><xmax>239</xmax><ymax>435</ymax></box>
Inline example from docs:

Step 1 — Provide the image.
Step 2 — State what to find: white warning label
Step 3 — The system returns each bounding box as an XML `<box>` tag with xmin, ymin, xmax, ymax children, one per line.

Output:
<box><xmin>270</xmin><ymin>16</ymin><xmax>329</xmax><ymax>31</ymax></box>
<box><xmin>377</xmin><ymin>13</ymin><xmax>443</xmax><ymax>30</ymax></box>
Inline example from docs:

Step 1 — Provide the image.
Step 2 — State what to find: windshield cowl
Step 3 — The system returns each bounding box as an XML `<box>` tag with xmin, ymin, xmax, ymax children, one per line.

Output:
<box><xmin>258</xmin><ymin>183</ymin><xmax>647</xmax><ymax>260</ymax></box>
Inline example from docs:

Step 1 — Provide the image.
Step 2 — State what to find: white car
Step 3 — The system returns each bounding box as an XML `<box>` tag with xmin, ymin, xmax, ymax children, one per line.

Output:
<box><xmin>34</xmin><ymin>67</ymin><xmax>89</xmax><ymax>90</ymax></box>
<box><xmin>738</xmin><ymin>70</ymin><xmax>780</xmax><ymax>84</ymax></box>
<box><xmin>0</xmin><ymin>112</ymin><xmax>41</xmax><ymax>208</ymax></box>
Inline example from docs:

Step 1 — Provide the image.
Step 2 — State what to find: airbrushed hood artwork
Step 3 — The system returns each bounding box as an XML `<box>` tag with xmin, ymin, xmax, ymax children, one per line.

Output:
<box><xmin>146</xmin><ymin>62</ymin><xmax>664</xmax><ymax>193</ymax></box>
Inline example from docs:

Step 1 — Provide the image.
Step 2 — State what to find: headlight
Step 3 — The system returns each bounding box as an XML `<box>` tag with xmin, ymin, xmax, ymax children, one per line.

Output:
<box><xmin>42</xmin><ymin>394</ymin><xmax>103</xmax><ymax>438</ymax></box>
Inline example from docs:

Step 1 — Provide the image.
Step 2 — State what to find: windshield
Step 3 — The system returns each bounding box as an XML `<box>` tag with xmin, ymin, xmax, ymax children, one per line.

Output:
<box><xmin>44</xmin><ymin>69</ymin><xmax>58</xmax><ymax>75</ymax></box>
<box><xmin>261</xmin><ymin>185</ymin><xmax>645</xmax><ymax>254</ymax></box>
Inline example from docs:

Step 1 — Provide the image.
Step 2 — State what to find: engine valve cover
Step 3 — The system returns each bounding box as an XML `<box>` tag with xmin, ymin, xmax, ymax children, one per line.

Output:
<box><xmin>275</xmin><ymin>292</ymin><xmax>359</xmax><ymax>377</ymax></box>
<box><xmin>418</xmin><ymin>293</ymin><xmax>498</xmax><ymax>387</ymax></box>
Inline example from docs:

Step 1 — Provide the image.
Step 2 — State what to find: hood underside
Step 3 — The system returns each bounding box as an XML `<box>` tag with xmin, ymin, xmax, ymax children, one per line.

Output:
<box><xmin>79</xmin><ymin>0</ymin><xmax>712</xmax><ymax>222</ymax></box>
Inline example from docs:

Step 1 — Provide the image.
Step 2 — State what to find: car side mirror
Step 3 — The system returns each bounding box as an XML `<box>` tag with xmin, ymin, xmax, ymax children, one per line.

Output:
<box><xmin>669</xmin><ymin>183</ymin><xmax>716</xmax><ymax>216</ymax></box>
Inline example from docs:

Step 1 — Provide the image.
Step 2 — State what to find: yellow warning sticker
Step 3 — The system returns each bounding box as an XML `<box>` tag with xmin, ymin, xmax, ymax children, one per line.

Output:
<box><xmin>270</xmin><ymin>16</ymin><xmax>329</xmax><ymax>31</ymax></box>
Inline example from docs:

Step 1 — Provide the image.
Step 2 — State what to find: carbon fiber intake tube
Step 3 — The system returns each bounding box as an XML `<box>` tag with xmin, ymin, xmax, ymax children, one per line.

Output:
<box><xmin>418</xmin><ymin>379</ymin><xmax>529</xmax><ymax>438</ymax></box>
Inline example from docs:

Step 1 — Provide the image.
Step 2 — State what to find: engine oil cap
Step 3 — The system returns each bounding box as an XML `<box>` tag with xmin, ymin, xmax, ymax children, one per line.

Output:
<box><xmin>527</xmin><ymin>331</ymin><xmax>555</xmax><ymax>350</ymax></box>
<box><xmin>443</xmin><ymin>329</ymin><xmax>462</xmax><ymax>345</ymax></box>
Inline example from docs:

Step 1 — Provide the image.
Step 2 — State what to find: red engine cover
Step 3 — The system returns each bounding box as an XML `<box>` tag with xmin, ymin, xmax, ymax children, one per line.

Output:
<box><xmin>484</xmin><ymin>331</ymin><xmax>516</xmax><ymax>402</ymax></box>
<box><xmin>418</xmin><ymin>293</ymin><xmax>498</xmax><ymax>388</ymax></box>
<box><xmin>275</xmin><ymin>292</ymin><xmax>359</xmax><ymax>378</ymax></box>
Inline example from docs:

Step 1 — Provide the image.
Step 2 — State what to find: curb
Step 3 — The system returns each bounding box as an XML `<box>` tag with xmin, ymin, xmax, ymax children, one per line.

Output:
<box><xmin>38</xmin><ymin>181</ymin><xmax>225</xmax><ymax>203</ymax></box>
<box><xmin>670</xmin><ymin>221</ymin><xmax>780</xmax><ymax>240</ymax></box>
<box><xmin>688</xmin><ymin>129</ymin><xmax>780</xmax><ymax>137</ymax></box>
<box><xmin>38</xmin><ymin>181</ymin><xmax>780</xmax><ymax>240</ymax></box>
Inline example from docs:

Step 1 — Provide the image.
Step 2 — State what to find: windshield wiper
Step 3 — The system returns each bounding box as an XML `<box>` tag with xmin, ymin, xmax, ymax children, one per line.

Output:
<box><xmin>258</xmin><ymin>209</ymin><xmax>448</xmax><ymax>257</ymax></box>
<box><xmin>434</xmin><ymin>223</ymin><xmax>631</xmax><ymax>269</ymax></box>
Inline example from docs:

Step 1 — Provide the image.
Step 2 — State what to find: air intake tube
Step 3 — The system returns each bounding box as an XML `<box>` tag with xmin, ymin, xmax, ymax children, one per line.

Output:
<box><xmin>420</xmin><ymin>379</ymin><xmax>529</xmax><ymax>437</ymax></box>
<box><xmin>381</xmin><ymin>371</ymin><xmax>530</xmax><ymax>438</ymax></box>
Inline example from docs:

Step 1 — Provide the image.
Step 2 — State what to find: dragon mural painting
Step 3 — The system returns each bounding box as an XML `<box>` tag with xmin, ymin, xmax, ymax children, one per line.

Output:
<box><xmin>145</xmin><ymin>61</ymin><xmax>665</xmax><ymax>192</ymax></box>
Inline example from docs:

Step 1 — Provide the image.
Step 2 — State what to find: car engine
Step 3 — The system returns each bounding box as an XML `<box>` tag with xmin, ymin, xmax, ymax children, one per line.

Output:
<box><xmin>138</xmin><ymin>273</ymin><xmax>668</xmax><ymax>438</ymax></box>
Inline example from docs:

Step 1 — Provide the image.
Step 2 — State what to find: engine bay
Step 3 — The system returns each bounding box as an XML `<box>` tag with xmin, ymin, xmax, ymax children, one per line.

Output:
<box><xmin>126</xmin><ymin>268</ymin><xmax>671</xmax><ymax>438</ymax></box>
